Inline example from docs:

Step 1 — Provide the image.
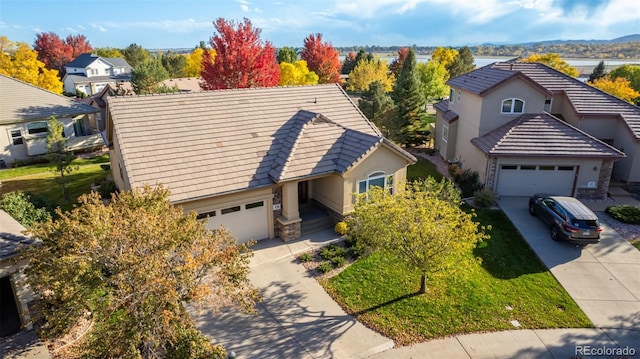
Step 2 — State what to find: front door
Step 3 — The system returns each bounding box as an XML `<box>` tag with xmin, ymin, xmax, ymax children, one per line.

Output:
<box><xmin>298</xmin><ymin>181</ymin><xmax>308</xmax><ymax>204</ymax></box>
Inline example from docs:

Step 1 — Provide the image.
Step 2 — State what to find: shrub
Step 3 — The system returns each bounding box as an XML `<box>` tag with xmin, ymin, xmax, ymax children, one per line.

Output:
<box><xmin>12</xmin><ymin>156</ymin><xmax>50</xmax><ymax>168</ymax></box>
<box><xmin>320</xmin><ymin>244</ymin><xmax>347</xmax><ymax>260</ymax></box>
<box><xmin>318</xmin><ymin>261</ymin><xmax>334</xmax><ymax>273</ymax></box>
<box><xmin>98</xmin><ymin>180</ymin><xmax>118</xmax><ymax>199</ymax></box>
<box><xmin>456</xmin><ymin>169</ymin><xmax>482</xmax><ymax>198</ymax></box>
<box><xmin>331</xmin><ymin>256</ymin><xmax>348</xmax><ymax>268</ymax></box>
<box><xmin>334</xmin><ymin>221</ymin><xmax>348</xmax><ymax>235</ymax></box>
<box><xmin>605</xmin><ymin>205</ymin><xmax>640</xmax><ymax>224</ymax></box>
<box><xmin>473</xmin><ymin>188</ymin><xmax>497</xmax><ymax>208</ymax></box>
<box><xmin>0</xmin><ymin>191</ymin><xmax>51</xmax><ymax>228</ymax></box>
<box><xmin>448</xmin><ymin>163</ymin><xmax>462</xmax><ymax>180</ymax></box>
<box><xmin>297</xmin><ymin>252</ymin><xmax>313</xmax><ymax>263</ymax></box>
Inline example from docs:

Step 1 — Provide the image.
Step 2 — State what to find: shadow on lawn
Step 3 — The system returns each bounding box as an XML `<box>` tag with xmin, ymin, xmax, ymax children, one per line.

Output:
<box><xmin>354</xmin><ymin>291</ymin><xmax>422</xmax><ymax>316</ymax></box>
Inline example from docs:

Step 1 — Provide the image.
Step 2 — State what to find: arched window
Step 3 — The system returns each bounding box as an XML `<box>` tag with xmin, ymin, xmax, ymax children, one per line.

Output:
<box><xmin>501</xmin><ymin>98</ymin><xmax>524</xmax><ymax>114</ymax></box>
<box><xmin>358</xmin><ymin>171</ymin><xmax>394</xmax><ymax>194</ymax></box>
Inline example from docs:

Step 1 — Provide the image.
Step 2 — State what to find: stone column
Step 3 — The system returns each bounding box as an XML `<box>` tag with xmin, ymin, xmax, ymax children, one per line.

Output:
<box><xmin>277</xmin><ymin>181</ymin><xmax>301</xmax><ymax>241</ymax></box>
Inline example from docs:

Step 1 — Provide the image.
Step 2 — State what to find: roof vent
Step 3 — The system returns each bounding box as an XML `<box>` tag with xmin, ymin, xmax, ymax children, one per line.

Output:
<box><xmin>510</xmin><ymin>64</ymin><xmax>514</xmax><ymax>71</ymax></box>
<box><xmin>314</xmin><ymin>97</ymin><xmax>317</xmax><ymax>103</ymax></box>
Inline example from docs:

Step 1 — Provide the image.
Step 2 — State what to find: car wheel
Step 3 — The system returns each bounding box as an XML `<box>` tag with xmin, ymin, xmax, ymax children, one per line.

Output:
<box><xmin>551</xmin><ymin>226</ymin><xmax>561</xmax><ymax>241</ymax></box>
<box><xmin>528</xmin><ymin>203</ymin><xmax>536</xmax><ymax>216</ymax></box>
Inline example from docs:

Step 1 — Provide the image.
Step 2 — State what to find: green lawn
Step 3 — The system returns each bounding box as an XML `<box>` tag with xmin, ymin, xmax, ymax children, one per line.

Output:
<box><xmin>322</xmin><ymin>207</ymin><xmax>592</xmax><ymax>345</ymax></box>
<box><xmin>407</xmin><ymin>157</ymin><xmax>444</xmax><ymax>182</ymax></box>
<box><xmin>0</xmin><ymin>155</ymin><xmax>110</xmax><ymax>211</ymax></box>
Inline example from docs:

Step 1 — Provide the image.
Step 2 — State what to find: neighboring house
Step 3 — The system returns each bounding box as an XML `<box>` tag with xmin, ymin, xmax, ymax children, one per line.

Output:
<box><xmin>0</xmin><ymin>74</ymin><xmax>103</xmax><ymax>167</ymax></box>
<box><xmin>62</xmin><ymin>53</ymin><xmax>133</xmax><ymax>96</ymax></box>
<box><xmin>0</xmin><ymin>210</ymin><xmax>36</xmax><ymax>337</ymax></box>
<box><xmin>106</xmin><ymin>84</ymin><xmax>416</xmax><ymax>243</ymax></box>
<box><xmin>434</xmin><ymin>61</ymin><xmax>631</xmax><ymax>200</ymax></box>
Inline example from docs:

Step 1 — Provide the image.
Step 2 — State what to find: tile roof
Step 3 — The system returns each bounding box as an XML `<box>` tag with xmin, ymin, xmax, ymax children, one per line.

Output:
<box><xmin>447</xmin><ymin>65</ymin><xmax>551</xmax><ymax>97</ymax></box>
<box><xmin>434</xmin><ymin>100</ymin><xmax>458</xmax><ymax>123</ymax></box>
<box><xmin>471</xmin><ymin>113</ymin><xmax>625</xmax><ymax>158</ymax></box>
<box><xmin>490</xmin><ymin>62</ymin><xmax>640</xmax><ymax>140</ymax></box>
<box><xmin>108</xmin><ymin>84</ymin><xmax>413</xmax><ymax>203</ymax></box>
<box><xmin>0</xmin><ymin>210</ymin><xmax>36</xmax><ymax>260</ymax></box>
<box><xmin>0</xmin><ymin>74</ymin><xmax>99</xmax><ymax>124</ymax></box>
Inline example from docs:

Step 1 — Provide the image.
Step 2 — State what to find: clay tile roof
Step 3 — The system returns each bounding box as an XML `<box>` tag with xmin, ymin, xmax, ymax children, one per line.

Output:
<box><xmin>492</xmin><ymin>62</ymin><xmax>640</xmax><ymax>140</ymax></box>
<box><xmin>471</xmin><ymin>113</ymin><xmax>625</xmax><ymax>158</ymax></box>
<box><xmin>434</xmin><ymin>100</ymin><xmax>458</xmax><ymax>123</ymax></box>
<box><xmin>0</xmin><ymin>74</ymin><xmax>99</xmax><ymax>124</ymax></box>
<box><xmin>107</xmin><ymin>84</ymin><xmax>413</xmax><ymax>203</ymax></box>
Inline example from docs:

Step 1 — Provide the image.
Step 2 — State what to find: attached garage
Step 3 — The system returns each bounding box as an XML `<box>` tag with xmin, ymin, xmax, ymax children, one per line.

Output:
<box><xmin>199</xmin><ymin>200</ymin><xmax>270</xmax><ymax>243</ymax></box>
<box><xmin>496</xmin><ymin>164</ymin><xmax>577</xmax><ymax>196</ymax></box>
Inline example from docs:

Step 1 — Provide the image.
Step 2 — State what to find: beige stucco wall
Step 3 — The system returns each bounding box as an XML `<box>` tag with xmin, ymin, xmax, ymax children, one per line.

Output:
<box><xmin>342</xmin><ymin>144</ymin><xmax>411</xmax><ymax>213</ymax></box>
<box><xmin>612</xmin><ymin>135</ymin><xmax>639</xmax><ymax>182</ymax></box>
<box><xmin>312</xmin><ymin>173</ymin><xmax>345</xmax><ymax>215</ymax></box>
<box><xmin>434</xmin><ymin>109</ymin><xmax>458</xmax><ymax>162</ymax></box>
<box><xmin>109</xmin><ymin>132</ymin><xmax>131</xmax><ymax>191</ymax></box>
<box><xmin>1</xmin><ymin>117</ymin><xmax>77</xmax><ymax>165</ymax></box>
<box><xmin>479</xmin><ymin>79</ymin><xmax>547</xmax><ymax>136</ymax></box>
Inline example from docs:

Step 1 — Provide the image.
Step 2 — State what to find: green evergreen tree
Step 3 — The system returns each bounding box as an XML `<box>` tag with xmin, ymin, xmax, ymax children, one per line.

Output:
<box><xmin>131</xmin><ymin>60</ymin><xmax>170</xmax><ymax>94</ymax></box>
<box><xmin>392</xmin><ymin>48</ymin><xmax>426</xmax><ymax>146</ymax></box>
<box><xmin>588</xmin><ymin>60</ymin><xmax>607</xmax><ymax>83</ymax></box>
<box><xmin>447</xmin><ymin>46</ymin><xmax>475</xmax><ymax>78</ymax></box>
<box><xmin>277</xmin><ymin>47</ymin><xmax>298</xmax><ymax>64</ymax></box>
<box><xmin>46</xmin><ymin>117</ymin><xmax>75</xmax><ymax>203</ymax></box>
<box><xmin>358</xmin><ymin>81</ymin><xmax>396</xmax><ymax>138</ymax></box>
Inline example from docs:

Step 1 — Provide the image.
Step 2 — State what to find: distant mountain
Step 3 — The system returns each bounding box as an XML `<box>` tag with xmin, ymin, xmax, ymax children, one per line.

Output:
<box><xmin>481</xmin><ymin>34</ymin><xmax>640</xmax><ymax>47</ymax></box>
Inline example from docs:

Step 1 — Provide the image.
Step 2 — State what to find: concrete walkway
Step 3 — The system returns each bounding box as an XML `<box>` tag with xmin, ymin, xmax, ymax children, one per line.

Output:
<box><xmin>194</xmin><ymin>229</ymin><xmax>394</xmax><ymax>358</ymax></box>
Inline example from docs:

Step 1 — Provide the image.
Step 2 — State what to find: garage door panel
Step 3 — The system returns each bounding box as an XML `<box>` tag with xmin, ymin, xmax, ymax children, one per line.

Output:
<box><xmin>203</xmin><ymin>200</ymin><xmax>269</xmax><ymax>243</ymax></box>
<box><xmin>497</xmin><ymin>165</ymin><xmax>575</xmax><ymax>196</ymax></box>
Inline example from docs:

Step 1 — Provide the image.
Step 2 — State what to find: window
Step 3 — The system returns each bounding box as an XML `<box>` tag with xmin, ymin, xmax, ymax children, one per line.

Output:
<box><xmin>539</xmin><ymin>166</ymin><xmax>555</xmax><ymax>171</ymax></box>
<box><xmin>501</xmin><ymin>98</ymin><xmax>524</xmax><ymax>114</ymax></box>
<box><xmin>386</xmin><ymin>175</ymin><xmax>394</xmax><ymax>195</ymax></box>
<box><xmin>196</xmin><ymin>211</ymin><xmax>216</xmax><ymax>220</ymax></box>
<box><xmin>449</xmin><ymin>88</ymin><xmax>454</xmax><ymax>101</ymax></box>
<box><xmin>501</xmin><ymin>165</ymin><xmax>517</xmax><ymax>170</ymax></box>
<box><xmin>544</xmin><ymin>99</ymin><xmax>552</xmax><ymax>112</ymax></box>
<box><xmin>104</xmin><ymin>69</ymin><xmax>110</xmax><ymax>75</ymax></box>
<box><xmin>358</xmin><ymin>171</ymin><xmax>390</xmax><ymax>194</ymax></box>
<box><xmin>442</xmin><ymin>124</ymin><xmax>449</xmax><ymax>142</ymax></box>
<box><xmin>27</xmin><ymin>122</ymin><xmax>48</xmax><ymax>135</ymax></box>
<box><xmin>520</xmin><ymin>165</ymin><xmax>536</xmax><ymax>170</ymax></box>
<box><xmin>558</xmin><ymin>166</ymin><xmax>574</xmax><ymax>171</ymax></box>
<box><xmin>10</xmin><ymin>129</ymin><xmax>23</xmax><ymax>145</ymax></box>
<box><xmin>221</xmin><ymin>206</ymin><xmax>241</xmax><ymax>215</ymax></box>
<box><xmin>245</xmin><ymin>201</ymin><xmax>264</xmax><ymax>209</ymax></box>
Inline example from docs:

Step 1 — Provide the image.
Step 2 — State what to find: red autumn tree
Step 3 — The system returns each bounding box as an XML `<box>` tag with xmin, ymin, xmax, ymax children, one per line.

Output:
<box><xmin>200</xmin><ymin>17</ymin><xmax>280</xmax><ymax>90</ymax></box>
<box><xmin>300</xmin><ymin>33</ymin><xmax>341</xmax><ymax>84</ymax></box>
<box><xmin>34</xmin><ymin>32</ymin><xmax>94</xmax><ymax>74</ymax></box>
<box><xmin>65</xmin><ymin>34</ymin><xmax>93</xmax><ymax>58</ymax></box>
<box><xmin>34</xmin><ymin>32</ymin><xmax>71</xmax><ymax>72</ymax></box>
<box><xmin>389</xmin><ymin>47</ymin><xmax>409</xmax><ymax>77</ymax></box>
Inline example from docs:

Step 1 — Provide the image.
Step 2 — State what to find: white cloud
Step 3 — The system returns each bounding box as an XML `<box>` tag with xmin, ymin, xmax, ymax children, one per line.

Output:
<box><xmin>91</xmin><ymin>23</ymin><xmax>107</xmax><ymax>32</ymax></box>
<box><xmin>240</xmin><ymin>4</ymin><xmax>249</xmax><ymax>11</ymax></box>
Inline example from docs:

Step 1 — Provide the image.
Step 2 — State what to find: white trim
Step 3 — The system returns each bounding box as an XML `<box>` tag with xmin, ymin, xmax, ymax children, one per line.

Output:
<box><xmin>442</xmin><ymin>123</ymin><xmax>449</xmax><ymax>142</ymax></box>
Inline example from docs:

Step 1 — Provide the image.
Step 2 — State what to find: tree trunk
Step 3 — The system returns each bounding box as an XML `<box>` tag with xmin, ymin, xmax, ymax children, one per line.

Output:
<box><xmin>419</xmin><ymin>272</ymin><xmax>427</xmax><ymax>294</ymax></box>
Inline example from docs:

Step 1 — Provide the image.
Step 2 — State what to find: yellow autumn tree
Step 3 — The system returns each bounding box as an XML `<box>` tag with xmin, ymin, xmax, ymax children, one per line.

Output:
<box><xmin>591</xmin><ymin>76</ymin><xmax>640</xmax><ymax>104</ymax></box>
<box><xmin>430</xmin><ymin>47</ymin><xmax>458</xmax><ymax>68</ymax></box>
<box><xmin>278</xmin><ymin>60</ymin><xmax>319</xmax><ymax>86</ymax></box>
<box><xmin>0</xmin><ymin>36</ymin><xmax>63</xmax><ymax>93</ymax></box>
<box><xmin>184</xmin><ymin>47</ymin><xmax>213</xmax><ymax>77</ymax></box>
<box><xmin>522</xmin><ymin>53</ymin><xmax>580</xmax><ymax>77</ymax></box>
<box><xmin>346</xmin><ymin>57</ymin><xmax>395</xmax><ymax>92</ymax></box>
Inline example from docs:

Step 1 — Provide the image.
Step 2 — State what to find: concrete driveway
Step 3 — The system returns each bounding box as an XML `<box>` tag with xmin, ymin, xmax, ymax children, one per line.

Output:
<box><xmin>193</xmin><ymin>229</ymin><xmax>394</xmax><ymax>358</ymax></box>
<box><xmin>498</xmin><ymin>197</ymin><xmax>640</xmax><ymax>336</ymax></box>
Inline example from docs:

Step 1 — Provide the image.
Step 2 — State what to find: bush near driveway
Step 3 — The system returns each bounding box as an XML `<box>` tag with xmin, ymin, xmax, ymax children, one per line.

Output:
<box><xmin>322</xmin><ymin>206</ymin><xmax>592</xmax><ymax>345</ymax></box>
<box><xmin>605</xmin><ymin>205</ymin><xmax>640</xmax><ymax>224</ymax></box>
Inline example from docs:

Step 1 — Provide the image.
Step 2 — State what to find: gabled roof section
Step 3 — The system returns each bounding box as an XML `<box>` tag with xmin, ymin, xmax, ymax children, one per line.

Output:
<box><xmin>471</xmin><ymin>113</ymin><xmax>625</xmax><ymax>158</ymax></box>
<box><xmin>447</xmin><ymin>65</ymin><xmax>551</xmax><ymax>97</ymax></box>
<box><xmin>0</xmin><ymin>74</ymin><xmax>99</xmax><ymax>124</ymax></box>
<box><xmin>268</xmin><ymin>111</ymin><xmax>384</xmax><ymax>182</ymax></box>
<box><xmin>492</xmin><ymin>62</ymin><xmax>640</xmax><ymax>140</ymax></box>
<box><xmin>108</xmin><ymin>84</ymin><xmax>388</xmax><ymax>203</ymax></box>
<box><xmin>65</xmin><ymin>53</ymin><xmax>101</xmax><ymax>68</ymax></box>
<box><xmin>434</xmin><ymin>100</ymin><xmax>458</xmax><ymax>123</ymax></box>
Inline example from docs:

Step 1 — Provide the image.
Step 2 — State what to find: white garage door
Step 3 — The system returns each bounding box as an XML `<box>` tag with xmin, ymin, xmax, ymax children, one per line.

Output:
<box><xmin>200</xmin><ymin>200</ymin><xmax>269</xmax><ymax>243</ymax></box>
<box><xmin>497</xmin><ymin>164</ymin><xmax>576</xmax><ymax>196</ymax></box>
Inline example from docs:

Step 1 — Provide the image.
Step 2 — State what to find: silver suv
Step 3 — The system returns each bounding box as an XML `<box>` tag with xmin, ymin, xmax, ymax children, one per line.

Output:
<box><xmin>528</xmin><ymin>194</ymin><xmax>602</xmax><ymax>244</ymax></box>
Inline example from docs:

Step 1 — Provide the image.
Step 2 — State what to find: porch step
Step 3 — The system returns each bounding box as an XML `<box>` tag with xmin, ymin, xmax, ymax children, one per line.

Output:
<box><xmin>301</xmin><ymin>216</ymin><xmax>334</xmax><ymax>235</ymax></box>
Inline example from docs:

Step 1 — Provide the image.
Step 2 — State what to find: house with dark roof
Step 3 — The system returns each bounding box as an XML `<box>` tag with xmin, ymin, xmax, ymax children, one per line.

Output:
<box><xmin>434</xmin><ymin>61</ymin><xmax>631</xmax><ymax>200</ymax></box>
<box><xmin>62</xmin><ymin>53</ymin><xmax>133</xmax><ymax>96</ymax></box>
<box><xmin>0</xmin><ymin>74</ymin><xmax>102</xmax><ymax>167</ymax></box>
<box><xmin>106</xmin><ymin>84</ymin><xmax>416</xmax><ymax>243</ymax></box>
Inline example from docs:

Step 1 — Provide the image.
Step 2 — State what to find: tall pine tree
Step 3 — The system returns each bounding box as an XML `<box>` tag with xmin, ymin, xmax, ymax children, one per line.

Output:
<box><xmin>392</xmin><ymin>48</ymin><xmax>426</xmax><ymax>146</ymax></box>
<box><xmin>447</xmin><ymin>46</ymin><xmax>475</xmax><ymax>79</ymax></box>
<box><xmin>588</xmin><ymin>60</ymin><xmax>607</xmax><ymax>83</ymax></box>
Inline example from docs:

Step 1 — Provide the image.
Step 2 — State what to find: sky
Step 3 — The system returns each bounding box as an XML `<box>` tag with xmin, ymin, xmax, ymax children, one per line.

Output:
<box><xmin>0</xmin><ymin>0</ymin><xmax>638</xmax><ymax>50</ymax></box>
